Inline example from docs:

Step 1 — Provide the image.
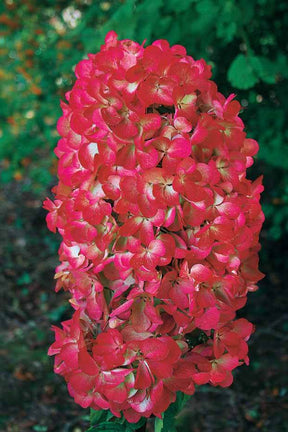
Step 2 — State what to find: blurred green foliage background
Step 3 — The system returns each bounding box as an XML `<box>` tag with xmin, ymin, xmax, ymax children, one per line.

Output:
<box><xmin>1</xmin><ymin>1</ymin><xmax>287</xmax><ymax>431</ymax></box>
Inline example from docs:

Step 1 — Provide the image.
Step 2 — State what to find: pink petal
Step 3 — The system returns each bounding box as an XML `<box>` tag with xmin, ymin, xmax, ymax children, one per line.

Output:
<box><xmin>195</xmin><ymin>307</ymin><xmax>220</xmax><ymax>330</ymax></box>
<box><xmin>141</xmin><ymin>339</ymin><xmax>169</xmax><ymax>361</ymax></box>
<box><xmin>218</xmin><ymin>354</ymin><xmax>239</xmax><ymax>370</ymax></box>
<box><xmin>135</xmin><ymin>361</ymin><xmax>154</xmax><ymax>389</ymax></box>
<box><xmin>119</xmin><ymin>217</ymin><xmax>143</xmax><ymax>237</ymax></box>
<box><xmin>69</xmin><ymin>372</ymin><xmax>95</xmax><ymax>393</ymax></box>
<box><xmin>192</xmin><ymin>372</ymin><xmax>210</xmax><ymax>385</ymax></box>
<box><xmin>190</xmin><ymin>264</ymin><xmax>213</xmax><ymax>282</ymax></box>
<box><xmin>110</xmin><ymin>299</ymin><xmax>134</xmax><ymax>318</ymax></box>
<box><xmin>78</xmin><ymin>349</ymin><xmax>99</xmax><ymax>376</ymax></box>
<box><xmin>148</xmin><ymin>239</ymin><xmax>166</xmax><ymax>256</ymax></box>
<box><xmin>174</xmin><ymin>116</ymin><xmax>192</xmax><ymax>133</ymax></box>
<box><xmin>233</xmin><ymin>318</ymin><xmax>254</xmax><ymax>338</ymax></box>
<box><xmin>104</xmin><ymin>383</ymin><xmax>128</xmax><ymax>403</ymax></box>
<box><xmin>169</xmin><ymin>137</ymin><xmax>191</xmax><ymax>158</ymax></box>
<box><xmin>61</xmin><ymin>343</ymin><xmax>79</xmax><ymax>369</ymax></box>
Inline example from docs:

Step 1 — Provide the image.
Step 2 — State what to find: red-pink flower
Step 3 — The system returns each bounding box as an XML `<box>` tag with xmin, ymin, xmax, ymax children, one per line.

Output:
<box><xmin>45</xmin><ymin>31</ymin><xmax>264</xmax><ymax>421</ymax></box>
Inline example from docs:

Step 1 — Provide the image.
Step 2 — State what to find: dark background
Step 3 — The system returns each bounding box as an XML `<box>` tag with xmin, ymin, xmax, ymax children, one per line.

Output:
<box><xmin>1</xmin><ymin>0</ymin><xmax>287</xmax><ymax>431</ymax></box>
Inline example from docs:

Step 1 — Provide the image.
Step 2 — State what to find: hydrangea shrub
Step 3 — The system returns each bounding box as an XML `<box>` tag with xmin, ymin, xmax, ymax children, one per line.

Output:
<box><xmin>44</xmin><ymin>31</ymin><xmax>264</xmax><ymax>423</ymax></box>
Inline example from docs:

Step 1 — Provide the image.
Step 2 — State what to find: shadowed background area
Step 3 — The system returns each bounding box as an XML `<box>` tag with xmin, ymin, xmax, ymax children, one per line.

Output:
<box><xmin>0</xmin><ymin>0</ymin><xmax>287</xmax><ymax>431</ymax></box>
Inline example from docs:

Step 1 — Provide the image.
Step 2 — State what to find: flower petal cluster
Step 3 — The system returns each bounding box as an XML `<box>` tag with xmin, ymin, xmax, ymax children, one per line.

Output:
<box><xmin>44</xmin><ymin>31</ymin><xmax>264</xmax><ymax>422</ymax></box>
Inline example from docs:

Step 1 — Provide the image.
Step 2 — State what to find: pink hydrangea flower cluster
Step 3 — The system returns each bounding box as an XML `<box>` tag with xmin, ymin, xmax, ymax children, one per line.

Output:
<box><xmin>44</xmin><ymin>31</ymin><xmax>264</xmax><ymax>423</ymax></box>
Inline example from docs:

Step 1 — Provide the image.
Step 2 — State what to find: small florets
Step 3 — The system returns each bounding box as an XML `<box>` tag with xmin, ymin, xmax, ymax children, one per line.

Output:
<box><xmin>44</xmin><ymin>31</ymin><xmax>264</xmax><ymax>422</ymax></box>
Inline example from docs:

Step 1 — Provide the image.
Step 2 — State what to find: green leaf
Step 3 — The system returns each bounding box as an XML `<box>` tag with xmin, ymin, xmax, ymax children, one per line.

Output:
<box><xmin>87</xmin><ymin>422</ymin><xmax>126</xmax><ymax>432</ymax></box>
<box><xmin>129</xmin><ymin>417</ymin><xmax>147</xmax><ymax>431</ymax></box>
<box><xmin>134</xmin><ymin>0</ymin><xmax>163</xmax><ymax>43</ymax></box>
<box><xmin>228</xmin><ymin>51</ymin><xmax>287</xmax><ymax>89</ymax></box>
<box><xmin>154</xmin><ymin>392</ymin><xmax>191</xmax><ymax>432</ymax></box>
<box><xmin>155</xmin><ymin>417</ymin><xmax>163</xmax><ymax>432</ymax></box>
<box><xmin>254</xmin><ymin>53</ymin><xmax>288</xmax><ymax>84</ymax></box>
<box><xmin>17</xmin><ymin>273</ymin><xmax>32</xmax><ymax>285</ymax></box>
<box><xmin>256</xmin><ymin>57</ymin><xmax>277</xmax><ymax>84</ymax></box>
<box><xmin>216</xmin><ymin>20</ymin><xmax>237</xmax><ymax>43</ymax></box>
<box><xmin>101</xmin><ymin>0</ymin><xmax>138</xmax><ymax>41</ymax></box>
<box><xmin>228</xmin><ymin>54</ymin><xmax>261</xmax><ymax>89</ymax></box>
<box><xmin>90</xmin><ymin>409</ymin><xmax>110</xmax><ymax>426</ymax></box>
<box><xmin>165</xmin><ymin>0</ymin><xmax>196</xmax><ymax>13</ymax></box>
<box><xmin>89</xmin><ymin>410</ymin><xmax>146</xmax><ymax>432</ymax></box>
<box><xmin>47</xmin><ymin>304</ymin><xmax>68</xmax><ymax>322</ymax></box>
<box><xmin>33</xmin><ymin>426</ymin><xmax>48</xmax><ymax>432</ymax></box>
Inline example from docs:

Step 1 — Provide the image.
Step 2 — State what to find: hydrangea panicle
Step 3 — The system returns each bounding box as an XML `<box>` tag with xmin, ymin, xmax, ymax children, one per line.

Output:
<box><xmin>44</xmin><ymin>31</ymin><xmax>264</xmax><ymax>422</ymax></box>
